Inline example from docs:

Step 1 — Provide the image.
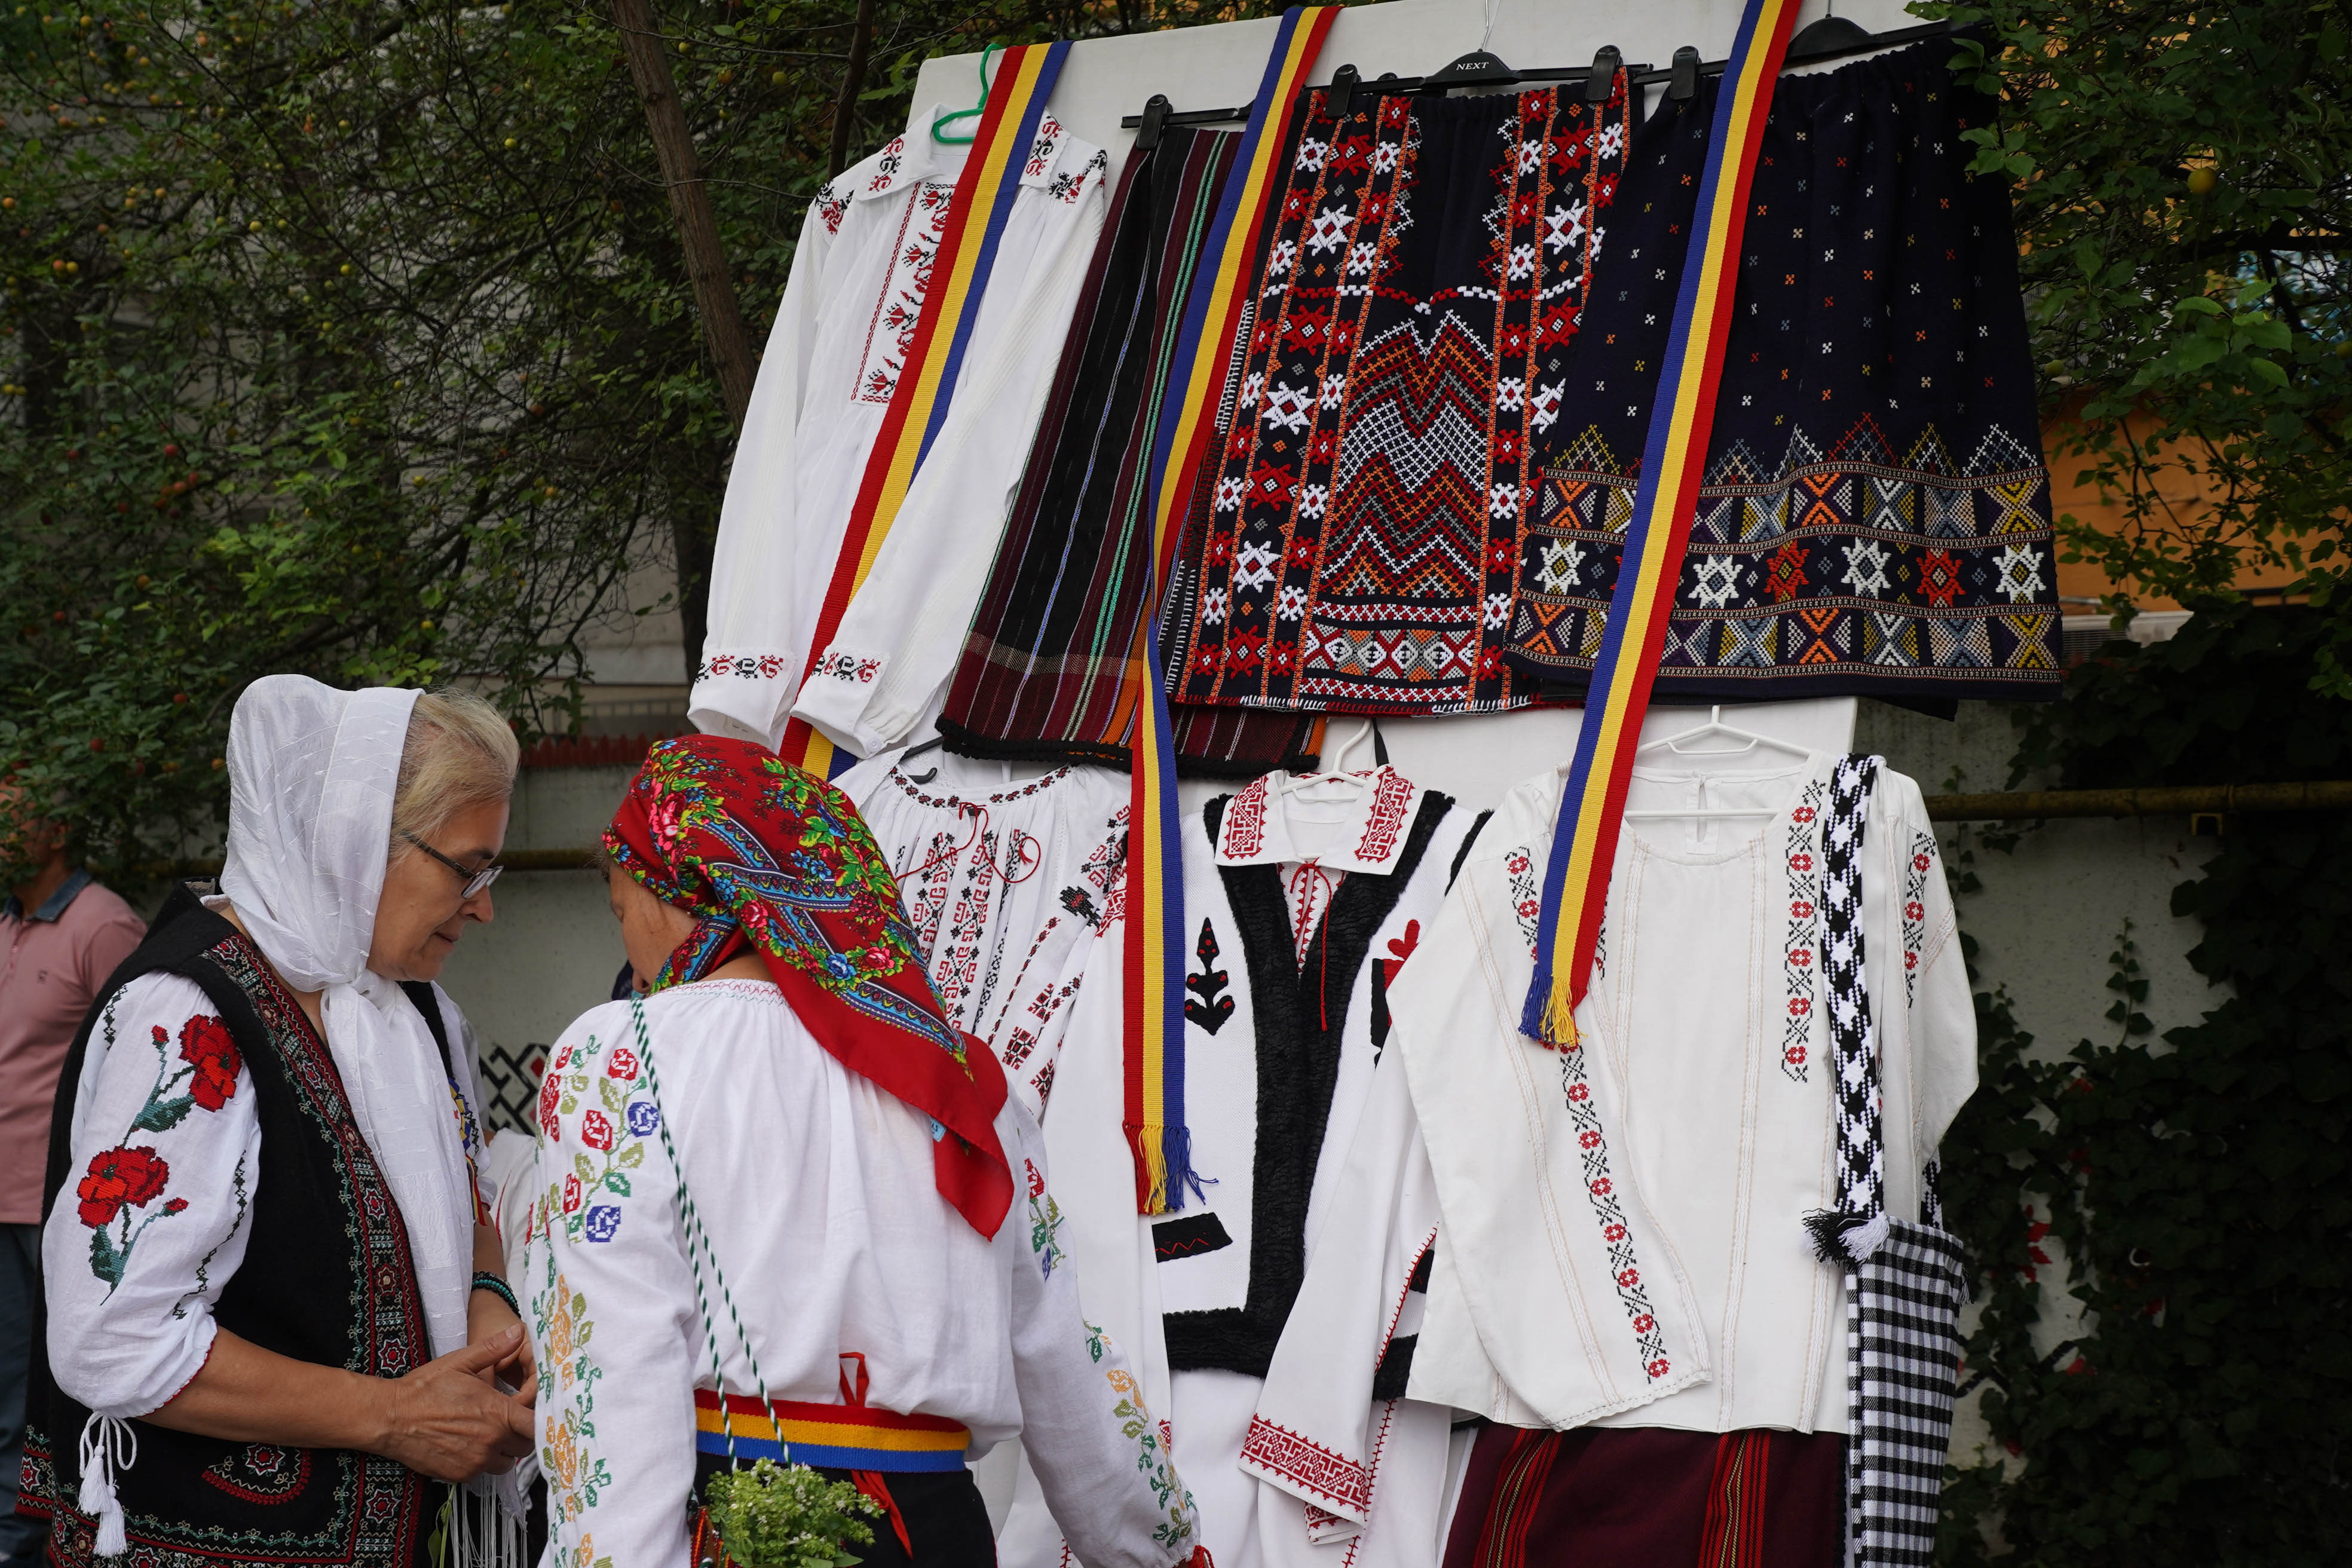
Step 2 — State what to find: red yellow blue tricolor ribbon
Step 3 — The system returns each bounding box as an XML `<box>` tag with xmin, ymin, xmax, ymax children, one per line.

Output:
<box><xmin>782</xmin><ymin>41</ymin><xmax>1073</xmax><ymax>777</ymax></box>
<box><xmin>1122</xmin><ymin>5</ymin><xmax>1337</xmax><ymax>1214</ymax></box>
<box><xmin>1523</xmin><ymin>0</ymin><xmax>1802</xmax><ymax>1046</ymax></box>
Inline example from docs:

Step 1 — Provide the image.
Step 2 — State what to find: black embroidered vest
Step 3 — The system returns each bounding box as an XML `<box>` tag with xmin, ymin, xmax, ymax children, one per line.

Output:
<box><xmin>1162</xmin><ymin>791</ymin><xmax>1454</xmax><ymax>1377</ymax></box>
<box><xmin>23</xmin><ymin>894</ymin><xmax>438</xmax><ymax>1567</ymax></box>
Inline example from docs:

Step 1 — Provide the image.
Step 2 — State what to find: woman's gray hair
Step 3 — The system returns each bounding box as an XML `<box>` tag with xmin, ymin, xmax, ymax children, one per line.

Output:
<box><xmin>389</xmin><ymin>691</ymin><xmax>520</xmax><ymax>851</ymax></box>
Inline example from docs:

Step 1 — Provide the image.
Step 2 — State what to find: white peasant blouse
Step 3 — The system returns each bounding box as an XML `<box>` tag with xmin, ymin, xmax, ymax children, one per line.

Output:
<box><xmin>522</xmin><ymin>978</ymin><xmax>1200</xmax><ymax>1568</ymax></box>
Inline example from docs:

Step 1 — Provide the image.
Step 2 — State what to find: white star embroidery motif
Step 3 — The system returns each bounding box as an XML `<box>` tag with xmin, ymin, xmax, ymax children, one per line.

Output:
<box><xmin>1841</xmin><ymin>537</ymin><xmax>1892</xmax><ymax>599</ymax></box>
<box><xmin>1537</xmin><ymin>538</ymin><xmax>1585</xmax><ymax>595</ymax></box>
<box><xmin>1996</xmin><ymin>543</ymin><xmax>2047</xmax><ymax>603</ymax></box>
<box><xmin>1689</xmin><ymin>555</ymin><xmax>1742</xmax><ymax>609</ymax></box>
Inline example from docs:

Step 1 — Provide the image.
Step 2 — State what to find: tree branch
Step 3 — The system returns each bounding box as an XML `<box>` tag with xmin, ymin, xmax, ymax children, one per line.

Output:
<box><xmin>827</xmin><ymin>0</ymin><xmax>879</xmax><ymax>182</ymax></box>
<box><xmin>610</xmin><ymin>0</ymin><xmax>755</xmax><ymax>431</ymax></box>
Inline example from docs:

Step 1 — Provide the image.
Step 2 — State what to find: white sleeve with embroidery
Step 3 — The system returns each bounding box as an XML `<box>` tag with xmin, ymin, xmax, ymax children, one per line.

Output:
<box><xmin>42</xmin><ymin>973</ymin><xmax>262</xmax><ymax>1420</ymax></box>
<box><xmin>692</xmin><ymin>190</ymin><xmax>841</xmax><ymax>746</ymax></box>
<box><xmin>999</xmin><ymin>1101</ymin><xmax>1202</xmax><ymax>1568</ymax></box>
<box><xmin>1245</xmin><ymin>1055</ymin><xmax>1439</xmax><ymax>1529</ymax></box>
<box><xmin>525</xmin><ymin>1010</ymin><xmax>700</xmax><ymax>1568</ymax></box>
<box><xmin>1903</xmin><ymin>810</ymin><xmax>1979</xmax><ymax>1165</ymax></box>
<box><xmin>788</xmin><ymin>148</ymin><xmax>1113</xmax><ymax>757</ymax></box>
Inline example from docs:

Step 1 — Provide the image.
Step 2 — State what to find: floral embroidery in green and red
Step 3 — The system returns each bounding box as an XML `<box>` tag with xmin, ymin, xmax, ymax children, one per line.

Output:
<box><xmin>76</xmin><ymin>1001</ymin><xmax>245</xmax><ymax>1293</ymax></box>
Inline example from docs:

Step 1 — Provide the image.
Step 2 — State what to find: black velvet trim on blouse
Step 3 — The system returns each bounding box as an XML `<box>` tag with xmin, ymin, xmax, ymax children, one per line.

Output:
<box><xmin>1163</xmin><ymin>788</ymin><xmax>1454</xmax><ymax>1377</ymax></box>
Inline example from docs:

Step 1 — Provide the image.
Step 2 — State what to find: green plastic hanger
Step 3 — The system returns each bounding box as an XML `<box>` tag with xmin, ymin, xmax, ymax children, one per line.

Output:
<box><xmin>930</xmin><ymin>41</ymin><xmax>1003</xmax><ymax>145</ymax></box>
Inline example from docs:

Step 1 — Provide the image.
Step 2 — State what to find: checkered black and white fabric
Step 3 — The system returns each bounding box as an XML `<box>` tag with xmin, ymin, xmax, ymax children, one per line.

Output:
<box><xmin>1810</xmin><ymin>754</ymin><xmax>1888</xmax><ymax>1265</ymax></box>
<box><xmin>1845</xmin><ymin>1218</ymin><xmax>1969</xmax><ymax>1567</ymax></box>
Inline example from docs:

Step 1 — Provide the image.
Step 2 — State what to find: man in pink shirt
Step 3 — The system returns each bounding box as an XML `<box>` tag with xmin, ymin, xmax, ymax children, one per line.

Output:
<box><xmin>1</xmin><ymin>796</ymin><xmax>144</xmax><ymax>1564</ymax></box>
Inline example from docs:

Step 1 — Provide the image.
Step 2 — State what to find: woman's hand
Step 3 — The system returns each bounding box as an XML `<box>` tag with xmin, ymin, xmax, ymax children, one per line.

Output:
<box><xmin>370</xmin><ymin>1325</ymin><xmax>539</xmax><ymax>1482</ymax></box>
<box><xmin>467</xmin><ymin>1284</ymin><xmax>538</xmax><ymax>1402</ymax></box>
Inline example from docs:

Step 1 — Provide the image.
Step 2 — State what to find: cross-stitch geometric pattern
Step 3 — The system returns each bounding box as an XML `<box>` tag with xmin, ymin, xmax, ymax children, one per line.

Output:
<box><xmin>1162</xmin><ymin>78</ymin><xmax>1634</xmax><ymax>715</ymax></box>
<box><xmin>477</xmin><ymin>1038</ymin><xmax>549</xmax><ymax>1135</ymax></box>
<box><xmin>1503</xmin><ymin>41</ymin><xmax>2061</xmax><ymax>700</ymax></box>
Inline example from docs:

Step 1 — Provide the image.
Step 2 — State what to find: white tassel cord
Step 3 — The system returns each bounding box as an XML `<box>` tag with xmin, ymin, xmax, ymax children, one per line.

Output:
<box><xmin>445</xmin><ymin>1478</ymin><xmax>530</xmax><ymax>1567</ymax></box>
<box><xmin>76</xmin><ymin>1412</ymin><xmax>136</xmax><ymax>1558</ymax></box>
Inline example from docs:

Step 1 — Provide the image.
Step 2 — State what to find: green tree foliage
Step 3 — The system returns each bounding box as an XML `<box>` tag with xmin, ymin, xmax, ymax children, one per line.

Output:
<box><xmin>1925</xmin><ymin>2</ymin><xmax>2352</xmax><ymax>677</ymax></box>
<box><xmin>0</xmin><ymin>0</ymin><xmax>1275</xmax><ymax>881</ymax></box>
<box><xmin>1938</xmin><ymin>606</ymin><xmax>2352</xmax><ymax>1564</ymax></box>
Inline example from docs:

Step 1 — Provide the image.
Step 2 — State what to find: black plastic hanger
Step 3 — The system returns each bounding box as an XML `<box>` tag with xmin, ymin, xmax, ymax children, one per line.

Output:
<box><xmin>1118</xmin><ymin>16</ymin><xmax>1954</xmax><ymax>136</ymax></box>
<box><xmin>1669</xmin><ymin>45</ymin><xmax>1701</xmax><ymax>102</ymax></box>
<box><xmin>1419</xmin><ymin>48</ymin><xmax>1519</xmax><ymax>93</ymax></box>
<box><xmin>1783</xmin><ymin>14</ymin><xmax>1876</xmax><ymax>63</ymax></box>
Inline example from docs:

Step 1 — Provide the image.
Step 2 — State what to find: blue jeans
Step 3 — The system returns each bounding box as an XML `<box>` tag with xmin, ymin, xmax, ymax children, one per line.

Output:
<box><xmin>0</xmin><ymin>1222</ymin><xmax>44</xmax><ymax>1564</ymax></box>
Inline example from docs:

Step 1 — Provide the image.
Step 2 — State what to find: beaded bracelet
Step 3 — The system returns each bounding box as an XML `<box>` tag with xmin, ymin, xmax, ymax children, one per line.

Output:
<box><xmin>470</xmin><ymin>1271</ymin><xmax>519</xmax><ymax>1318</ymax></box>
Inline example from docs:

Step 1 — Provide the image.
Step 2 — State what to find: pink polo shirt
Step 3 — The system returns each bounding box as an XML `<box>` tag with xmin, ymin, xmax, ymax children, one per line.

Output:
<box><xmin>0</xmin><ymin>872</ymin><xmax>146</xmax><ymax>1223</ymax></box>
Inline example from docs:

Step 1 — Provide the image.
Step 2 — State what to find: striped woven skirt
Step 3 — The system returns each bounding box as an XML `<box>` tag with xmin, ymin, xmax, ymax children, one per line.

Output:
<box><xmin>1442</xmin><ymin>1425</ymin><xmax>1843</xmax><ymax>1568</ymax></box>
<box><xmin>937</xmin><ymin>125</ymin><xmax>1322</xmax><ymax>778</ymax></box>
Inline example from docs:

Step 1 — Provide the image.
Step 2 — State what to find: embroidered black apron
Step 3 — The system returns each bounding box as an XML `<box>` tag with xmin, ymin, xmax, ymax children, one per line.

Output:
<box><xmin>1505</xmin><ymin>37</ymin><xmax>2060</xmax><ymax>701</ymax></box>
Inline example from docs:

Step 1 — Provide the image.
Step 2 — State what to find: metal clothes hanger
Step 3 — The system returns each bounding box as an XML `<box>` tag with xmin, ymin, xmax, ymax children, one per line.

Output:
<box><xmin>1621</xmin><ymin>706</ymin><xmax>1812</xmax><ymax>820</ymax></box>
<box><xmin>932</xmin><ymin>42</ymin><xmax>1002</xmax><ymax>145</ymax></box>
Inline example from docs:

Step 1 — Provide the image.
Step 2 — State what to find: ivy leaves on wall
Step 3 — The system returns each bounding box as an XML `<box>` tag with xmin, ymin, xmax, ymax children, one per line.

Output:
<box><xmin>1938</xmin><ymin>604</ymin><xmax>2352</xmax><ymax>1566</ymax></box>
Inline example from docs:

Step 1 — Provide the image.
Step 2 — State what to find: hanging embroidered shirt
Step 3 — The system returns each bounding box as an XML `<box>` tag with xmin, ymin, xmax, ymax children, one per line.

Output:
<box><xmin>1162</xmin><ymin>764</ymin><xmax>1466</xmax><ymax>1376</ymax></box>
<box><xmin>1159</xmin><ymin>78</ymin><xmax>1634</xmax><ymax>719</ymax></box>
<box><xmin>1391</xmin><ymin>752</ymin><xmax>1977</xmax><ymax>1434</ymax></box>
<box><xmin>1505</xmin><ymin>39</ymin><xmax>2060</xmax><ymax>698</ymax></box>
<box><xmin>42</xmin><ymin>970</ymin><xmax>486</xmax><ymax>1420</ymax></box>
<box><xmin>524</xmin><ymin>980</ymin><xmax>1199</xmax><ymax>1568</ymax></box>
<box><xmin>1157</xmin><ymin>766</ymin><xmax>1474</xmax><ymax>1568</ymax></box>
<box><xmin>693</xmin><ymin>114</ymin><xmax>1109</xmax><ymax>748</ymax></box>
<box><xmin>836</xmin><ymin>754</ymin><xmax>1128</xmax><ymax>1117</ymax></box>
<box><xmin>1238</xmin><ymin>1048</ymin><xmax>1457</xmax><ymax>1568</ymax></box>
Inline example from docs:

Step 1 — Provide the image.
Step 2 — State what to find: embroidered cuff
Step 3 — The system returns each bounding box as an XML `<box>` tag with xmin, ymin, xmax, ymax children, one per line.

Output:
<box><xmin>688</xmin><ymin>650</ymin><xmax>797</xmax><ymax>748</ymax></box>
<box><xmin>788</xmin><ymin>645</ymin><xmax>896</xmax><ymax>757</ymax></box>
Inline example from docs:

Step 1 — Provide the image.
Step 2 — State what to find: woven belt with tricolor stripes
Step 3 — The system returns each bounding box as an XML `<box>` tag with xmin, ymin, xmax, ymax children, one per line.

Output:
<box><xmin>691</xmin><ymin>1389</ymin><xmax>970</xmax><ymax>1473</ymax></box>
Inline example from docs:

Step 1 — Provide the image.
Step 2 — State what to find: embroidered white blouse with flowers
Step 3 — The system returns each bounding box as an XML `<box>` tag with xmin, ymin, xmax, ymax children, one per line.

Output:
<box><xmin>42</xmin><ymin>972</ymin><xmax>487</xmax><ymax>1420</ymax></box>
<box><xmin>524</xmin><ymin>979</ymin><xmax>1198</xmax><ymax>1568</ymax></box>
<box><xmin>692</xmin><ymin>114</ymin><xmax>1109</xmax><ymax>749</ymax></box>
<box><xmin>1391</xmin><ymin>752</ymin><xmax>1977</xmax><ymax>1435</ymax></box>
<box><xmin>837</xmin><ymin>754</ymin><xmax>1128</xmax><ymax>1117</ymax></box>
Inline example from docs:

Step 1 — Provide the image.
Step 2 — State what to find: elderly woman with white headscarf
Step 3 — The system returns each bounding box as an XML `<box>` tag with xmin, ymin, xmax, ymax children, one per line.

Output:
<box><xmin>22</xmin><ymin>676</ymin><xmax>537</xmax><ymax>1567</ymax></box>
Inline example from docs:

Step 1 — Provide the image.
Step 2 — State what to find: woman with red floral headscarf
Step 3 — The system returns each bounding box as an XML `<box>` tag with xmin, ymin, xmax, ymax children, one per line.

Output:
<box><xmin>522</xmin><ymin>736</ymin><xmax>1203</xmax><ymax>1568</ymax></box>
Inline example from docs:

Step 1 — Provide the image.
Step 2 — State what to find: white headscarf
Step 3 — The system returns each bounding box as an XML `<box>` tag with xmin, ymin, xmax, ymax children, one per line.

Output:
<box><xmin>219</xmin><ymin>674</ymin><xmax>479</xmax><ymax>1362</ymax></box>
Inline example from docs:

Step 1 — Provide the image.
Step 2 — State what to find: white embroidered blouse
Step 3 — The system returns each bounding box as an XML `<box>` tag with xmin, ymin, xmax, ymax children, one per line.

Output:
<box><xmin>523</xmin><ymin>979</ymin><xmax>1198</xmax><ymax>1568</ymax></box>
<box><xmin>838</xmin><ymin>755</ymin><xmax>1128</xmax><ymax>1117</ymax></box>
<box><xmin>692</xmin><ymin>115</ymin><xmax>1109</xmax><ymax>750</ymax></box>
<box><xmin>1393</xmin><ymin>752</ymin><xmax>1977</xmax><ymax>1434</ymax></box>
<box><xmin>42</xmin><ymin>972</ymin><xmax>486</xmax><ymax>1420</ymax></box>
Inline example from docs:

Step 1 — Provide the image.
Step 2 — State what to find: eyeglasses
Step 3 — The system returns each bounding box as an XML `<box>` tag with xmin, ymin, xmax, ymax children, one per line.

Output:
<box><xmin>400</xmin><ymin>831</ymin><xmax>505</xmax><ymax>899</ymax></box>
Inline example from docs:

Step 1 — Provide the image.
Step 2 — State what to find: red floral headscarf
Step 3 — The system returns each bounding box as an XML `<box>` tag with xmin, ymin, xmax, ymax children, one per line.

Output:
<box><xmin>605</xmin><ymin>736</ymin><xmax>1011</xmax><ymax>1237</ymax></box>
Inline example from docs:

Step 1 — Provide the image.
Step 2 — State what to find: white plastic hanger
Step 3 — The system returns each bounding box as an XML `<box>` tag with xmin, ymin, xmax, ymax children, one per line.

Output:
<box><xmin>1622</xmin><ymin>705</ymin><xmax>1810</xmax><ymax>820</ymax></box>
<box><xmin>1281</xmin><ymin>718</ymin><xmax>1379</xmax><ymax>804</ymax></box>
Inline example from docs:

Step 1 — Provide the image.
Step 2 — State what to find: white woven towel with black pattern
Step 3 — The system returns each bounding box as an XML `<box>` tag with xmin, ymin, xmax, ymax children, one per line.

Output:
<box><xmin>1844</xmin><ymin>1219</ymin><xmax>1969</xmax><ymax>1567</ymax></box>
<box><xmin>1807</xmin><ymin>753</ymin><xmax>1889</xmax><ymax>1266</ymax></box>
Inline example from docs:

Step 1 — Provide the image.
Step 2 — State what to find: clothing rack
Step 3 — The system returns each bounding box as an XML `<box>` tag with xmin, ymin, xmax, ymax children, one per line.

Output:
<box><xmin>1120</xmin><ymin>17</ymin><xmax>1952</xmax><ymax>140</ymax></box>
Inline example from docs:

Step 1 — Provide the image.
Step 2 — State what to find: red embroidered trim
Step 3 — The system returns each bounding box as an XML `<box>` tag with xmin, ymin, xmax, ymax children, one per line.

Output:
<box><xmin>1781</xmin><ymin>780</ymin><xmax>1827</xmax><ymax>1085</ymax></box>
<box><xmin>1354</xmin><ymin>767</ymin><xmax>1415</xmax><ymax>864</ymax></box>
<box><xmin>1242</xmin><ymin>1414</ymin><xmax>1372</xmax><ymax>1515</ymax></box>
<box><xmin>1223</xmin><ymin>777</ymin><xmax>1271</xmax><ymax>859</ymax></box>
